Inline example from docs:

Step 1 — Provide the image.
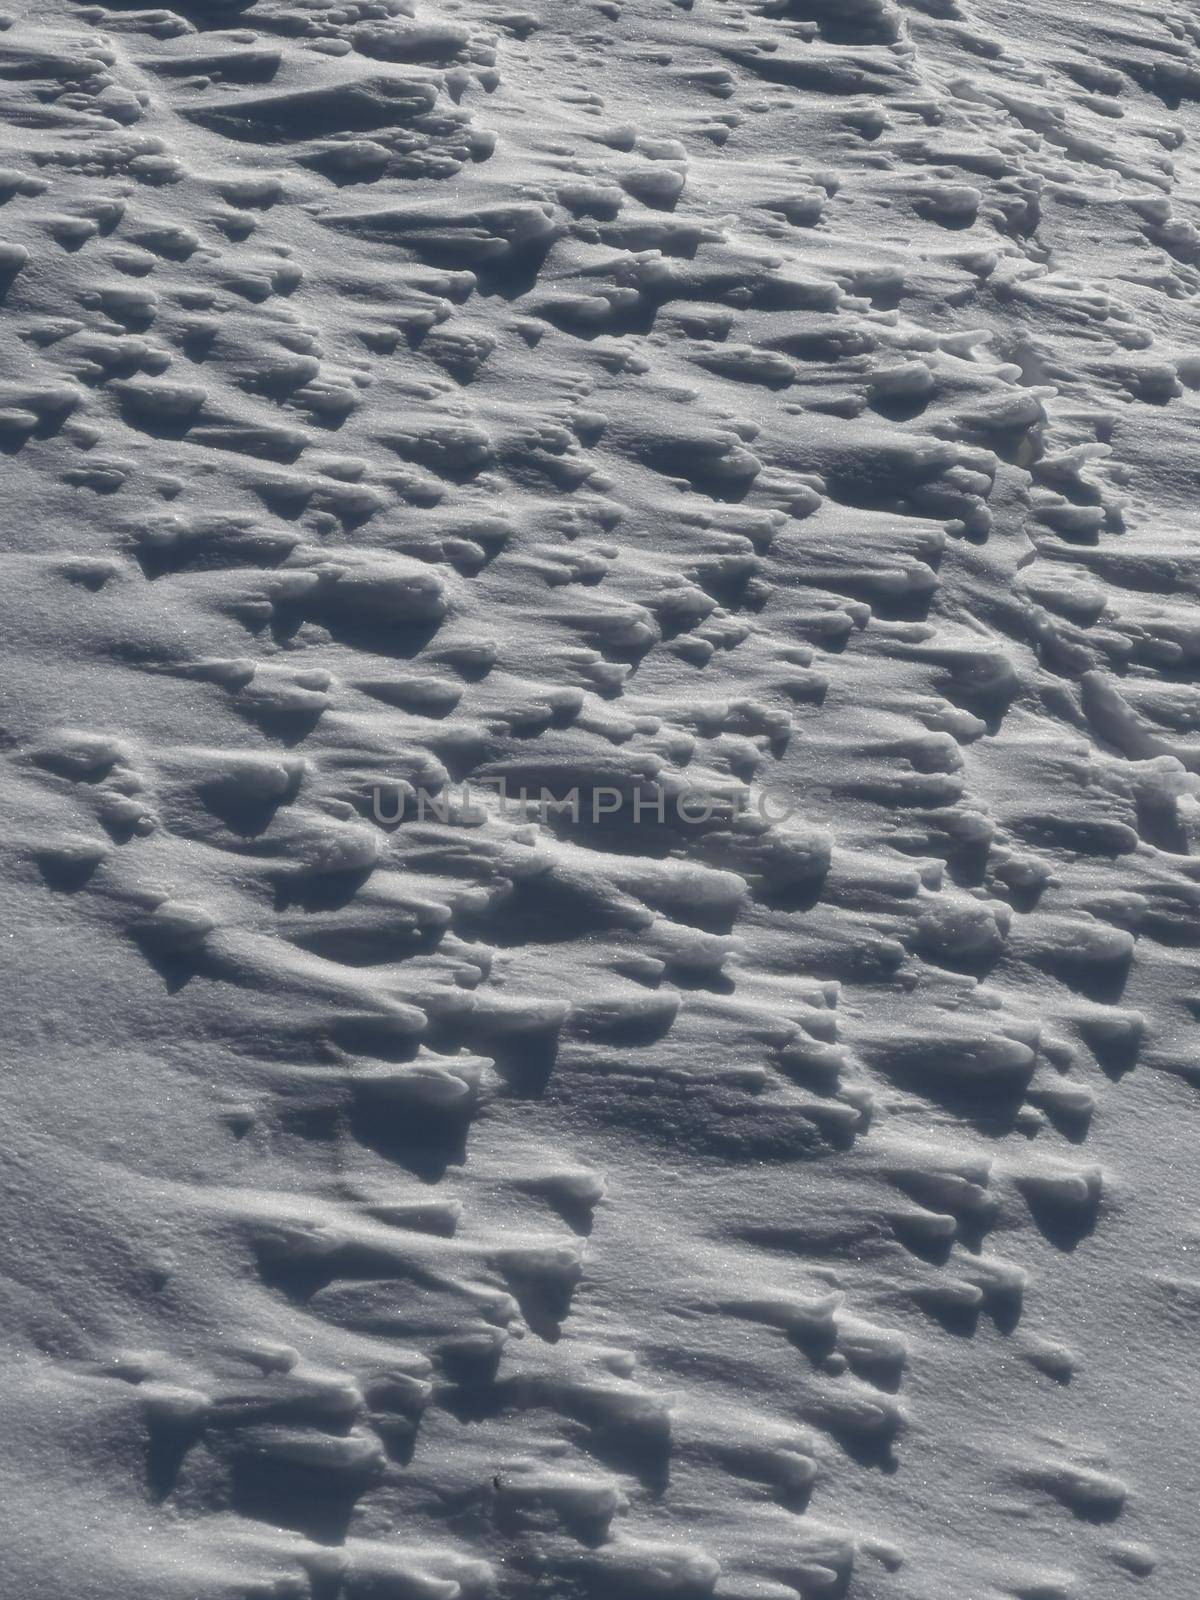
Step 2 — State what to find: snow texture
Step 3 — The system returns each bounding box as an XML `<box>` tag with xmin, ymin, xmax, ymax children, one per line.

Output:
<box><xmin>2</xmin><ymin>0</ymin><xmax>1199</xmax><ymax>1595</ymax></box>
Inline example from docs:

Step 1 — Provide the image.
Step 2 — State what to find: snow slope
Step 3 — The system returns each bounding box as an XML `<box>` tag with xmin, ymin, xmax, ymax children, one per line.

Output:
<box><xmin>3</xmin><ymin>0</ymin><xmax>1200</xmax><ymax>1594</ymax></box>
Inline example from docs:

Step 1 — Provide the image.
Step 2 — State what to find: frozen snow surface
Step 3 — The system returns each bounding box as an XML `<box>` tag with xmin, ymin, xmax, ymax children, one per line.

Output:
<box><xmin>5</xmin><ymin>0</ymin><xmax>1200</xmax><ymax>1593</ymax></box>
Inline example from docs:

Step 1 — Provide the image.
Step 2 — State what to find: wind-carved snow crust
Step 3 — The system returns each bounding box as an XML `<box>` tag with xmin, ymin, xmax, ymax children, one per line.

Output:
<box><xmin>2</xmin><ymin>0</ymin><xmax>1200</xmax><ymax>1595</ymax></box>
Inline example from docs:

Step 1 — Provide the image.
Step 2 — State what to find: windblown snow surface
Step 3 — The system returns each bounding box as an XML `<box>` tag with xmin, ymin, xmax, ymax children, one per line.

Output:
<box><xmin>6</xmin><ymin>0</ymin><xmax>1200</xmax><ymax>1594</ymax></box>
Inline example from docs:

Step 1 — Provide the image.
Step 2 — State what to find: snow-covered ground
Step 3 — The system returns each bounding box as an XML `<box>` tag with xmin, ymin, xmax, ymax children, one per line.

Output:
<box><xmin>3</xmin><ymin>0</ymin><xmax>1200</xmax><ymax>1594</ymax></box>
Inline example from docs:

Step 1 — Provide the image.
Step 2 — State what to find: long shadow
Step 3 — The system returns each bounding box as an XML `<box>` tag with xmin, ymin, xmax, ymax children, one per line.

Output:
<box><xmin>34</xmin><ymin>849</ymin><xmax>104</xmax><ymax>893</ymax></box>
<box><xmin>150</xmin><ymin>46</ymin><xmax>281</xmax><ymax>84</ymax></box>
<box><xmin>349</xmin><ymin>1097</ymin><xmax>471</xmax><ymax>1182</ymax></box>
<box><xmin>145</xmin><ymin>1410</ymin><xmax>206</xmax><ymax>1502</ymax></box>
<box><xmin>83</xmin><ymin>0</ymin><xmax>259</xmax><ymax>25</ymax></box>
<box><xmin>273</xmin><ymin>866</ymin><xmax>377</xmax><ymax>913</ymax></box>
<box><xmin>228</xmin><ymin>1454</ymin><xmax>372</xmax><ymax>1543</ymax></box>
<box><xmin>269</xmin><ymin>604</ymin><xmax>444</xmax><ymax>661</ymax></box>
<box><xmin>197</xmin><ymin>773</ymin><xmax>301</xmax><ymax>838</ymax></box>
<box><xmin>1020</xmin><ymin>1188</ymin><xmax>1101</xmax><ymax>1253</ymax></box>
<box><xmin>1077</xmin><ymin>1016</ymin><xmax>1142</xmax><ymax>1080</ymax></box>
